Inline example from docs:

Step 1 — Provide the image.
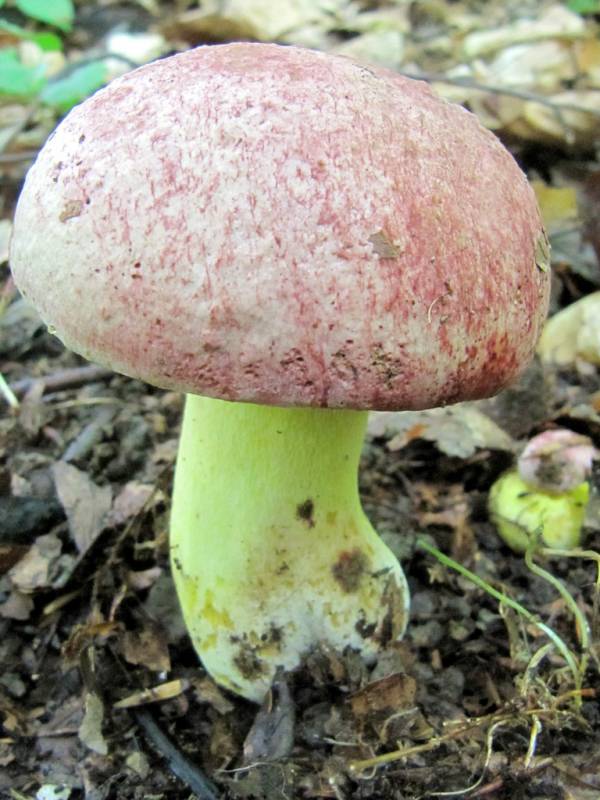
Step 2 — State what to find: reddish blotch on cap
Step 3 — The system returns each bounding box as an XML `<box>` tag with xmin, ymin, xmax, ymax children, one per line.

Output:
<box><xmin>10</xmin><ymin>43</ymin><xmax>550</xmax><ymax>410</ymax></box>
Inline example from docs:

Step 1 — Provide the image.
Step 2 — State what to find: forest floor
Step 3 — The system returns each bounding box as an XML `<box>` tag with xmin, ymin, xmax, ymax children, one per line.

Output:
<box><xmin>1</xmin><ymin>1</ymin><xmax>600</xmax><ymax>798</ymax></box>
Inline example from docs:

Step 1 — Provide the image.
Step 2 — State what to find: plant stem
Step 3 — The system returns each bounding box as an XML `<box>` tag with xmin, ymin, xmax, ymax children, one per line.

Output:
<box><xmin>418</xmin><ymin>538</ymin><xmax>581</xmax><ymax>694</ymax></box>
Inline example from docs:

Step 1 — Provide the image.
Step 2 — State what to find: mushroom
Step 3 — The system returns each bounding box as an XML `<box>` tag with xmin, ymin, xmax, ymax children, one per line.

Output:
<box><xmin>489</xmin><ymin>429</ymin><xmax>597</xmax><ymax>552</ymax></box>
<box><xmin>10</xmin><ymin>43</ymin><xmax>550</xmax><ymax>701</ymax></box>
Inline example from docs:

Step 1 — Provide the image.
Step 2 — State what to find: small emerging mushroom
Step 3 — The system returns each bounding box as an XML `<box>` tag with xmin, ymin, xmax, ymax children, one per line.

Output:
<box><xmin>10</xmin><ymin>43</ymin><xmax>550</xmax><ymax>701</ymax></box>
<box><xmin>489</xmin><ymin>429</ymin><xmax>597</xmax><ymax>552</ymax></box>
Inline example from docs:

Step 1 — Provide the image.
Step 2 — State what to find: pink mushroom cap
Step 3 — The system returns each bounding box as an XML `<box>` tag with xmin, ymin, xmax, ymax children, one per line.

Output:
<box><xmin>518</xmin><ymin>428</ymin><xmax>598</xmax><ymax>493</ymax></box>
<box><xmin>10</xmin><ymin>43</ymin><xmax>550</xmax><ymax>410</ymax></box>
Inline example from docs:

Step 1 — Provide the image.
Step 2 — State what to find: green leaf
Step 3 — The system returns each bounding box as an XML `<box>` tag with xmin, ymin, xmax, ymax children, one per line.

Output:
<box><xmin>30</xmin><ymin>29</ymin><xmax>63</xmax><ymax>51</ymax></box>
<box><xmin>566</xmin><ymin>0</ymin><xmax>600</xmax><ymax>13</ymax></box>
<box><xmin>15</xmin><ymin>0</ymin><xmax>74</xmax><ymax>31</ymax></box>
<box><xmin>0</xmin><ymin>48</ymin><xmax>46</xmax><ymax>98</ymax></box>
<box><xmin>0</xmin><ymin>18</ymin><xmax>63</xmax><ymax>50</ymax></box>
<box><xmin>40</xmin><ymin>60</ymin><xmax>108</xmax><ymax>112</ymax></box>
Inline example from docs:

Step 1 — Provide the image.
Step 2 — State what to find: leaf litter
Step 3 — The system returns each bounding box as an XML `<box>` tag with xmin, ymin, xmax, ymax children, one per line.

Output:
<box><xmin>1</xmin><ymin>1</ymin><xmax>600</xmax><ymax>798</ymax></box>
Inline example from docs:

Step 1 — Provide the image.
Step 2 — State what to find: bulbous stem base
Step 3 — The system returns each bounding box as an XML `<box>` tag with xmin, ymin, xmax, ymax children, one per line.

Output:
<box><xmin>170</xmin><ymin>396</ymin><xmax>409</xmax><ymax>701</ymax></box>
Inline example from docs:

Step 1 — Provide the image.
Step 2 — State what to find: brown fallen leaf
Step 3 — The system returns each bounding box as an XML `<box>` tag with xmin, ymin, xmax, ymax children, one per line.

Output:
<box><xmin>369</xmin><ymin>404</ymin><xmax>515</xmax><ymax>458</ymax></box>
<box><xmin>0</xmin><ymin>589</ymin><xmax>33</xmax><ymax>620</ymax></box>
<box><xmin>108</xmin><ymin>481</ymin><xmax>157</xmax><ymax>526</ymax></box>
<box><xmin>521</xmin><ymin>90</ymin><xmax>600</xmax><ymax>148</ymax></box>
<box><xmin>8</xmin><ymin>532</ymin><xmax>74</xmax><ymax>592</ymax></box>
<box><xmin>121</xmin><ymin>623</ymin><xmax>171</xmax><ymax>673</ymax></box>
<box><xmin>461</xmin><ymin>4</ymin><xmax>586</xmax><ymax>60</ymax></box>
<box><xmin>125</xmin><ymin>750</ymin><xmax>150</xmax><ymax>779</ymax></box>
<box><xmin>63</xmin><ymin>620</ymin><xmax>121</xmax><ymax>666</ymax></box>
<box><xmin>161</xmin><ymin>0</ymin><xmax>340</xmax><ymax>44</ymax></box>
<box><xmin>350</xmin><ymin>672</ymin><xmax>417</xmax><ymax>718</ymax></box>
<box><xmin>52</xmin><ymin>461</ymin><xmax>112</xmax><ymax>554</ymax></box>
<box><xmin>78</xmin><ymin>691</ymin><xmax>108</xmax><ymax>755</ymax></box>
<box><xmin>243</xmin><ymin>673</ymin><xmax>295</xmax><ymax>763</ymax></box>
<box><xmin>532</xmin><ymin>180</ymin><xmax>578</xmax><ymax>234</ymax></box>
<box><xmin>537</xmin><ymin>291</ymin><xmax>600</xmax><ymax>366</ymax></box>
<box><xmin>191</xmin><ymin>676</ymin><xmax>235</xmax><ymax>715</ymax></box>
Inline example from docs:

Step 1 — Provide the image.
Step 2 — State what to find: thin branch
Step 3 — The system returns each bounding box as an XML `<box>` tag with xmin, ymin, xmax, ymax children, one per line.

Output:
<box><xmin>10</xmin><ymin>365</ymin><xmax>115</xmax><ymax>398</ymax></box>
<box><xmin>133</xmin><ymin>707</ymin><xmax>221</xmax><ymax>800</ymax></box>
<box><xmin>399</xmin><ymin>70</ymin><xmax>600</xmax><ymax>118</ymax></box>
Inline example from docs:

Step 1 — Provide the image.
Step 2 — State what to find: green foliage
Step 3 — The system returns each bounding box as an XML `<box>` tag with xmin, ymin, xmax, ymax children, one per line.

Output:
<box><xmin>40</xmin><ymin>61</ymin><xmax>108</xmax><ymax>112</ymax></box>
<box><xmin>0</xmin><ymin>47</ymin><xmax>45</xmax><ymax>98</ymax></box>
<box><xmin>0</xmin><ymin>0</ymin><xmax>107</xmax><ymax>112</ymax></box>
<box><xmin>15</xmin><ymin>0</ymin><xmax>74</xmax><ymax>31</ymax></box>
<box><xmin>0</xmin><ymin>46</ymin><xmax>108</xmax><ymax>111</ymax></box>
<box><xmin>566</xmin><ymin>0</ymin><xmax>600</xmax><ymax>13</ymax></box>
<box><xmin>0</xmin><ymin>18</ymin><xmax>62</xmax><ymax>50</ymax></box>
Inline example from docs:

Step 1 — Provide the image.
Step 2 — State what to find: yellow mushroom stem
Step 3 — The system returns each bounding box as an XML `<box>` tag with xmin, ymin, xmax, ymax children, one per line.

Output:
<box><xmin>170</xmin><ymin>396</ymin><xmax>409</xmax><ymax>702</ymax></box>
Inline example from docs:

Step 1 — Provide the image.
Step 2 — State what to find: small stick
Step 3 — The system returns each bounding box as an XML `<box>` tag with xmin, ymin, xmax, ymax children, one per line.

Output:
<box><xmin>62</xmin><ymin>404</ymin><xmax>118</xmax><ymax>462</ymax></box>
<box><xmin>399</xmin><ymin>70</ymin><xmax>600</xmax><ymax>118</ymax></box>
<box><xmin>10</xmin><ymin>365</ymin><xmax>115</xmax><ymax>398</ymax></box>
<box><xmin>133</xmin><ymin>707</ymin><xmax>221</xmax><ymax>800</ymax></box>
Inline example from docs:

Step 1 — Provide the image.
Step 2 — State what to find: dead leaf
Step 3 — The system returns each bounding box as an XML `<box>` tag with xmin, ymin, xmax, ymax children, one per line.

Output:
<box><xmin>485</xmin><ymin>40</ymin><xmax>579</xmax><ymax>88</ymax></box>
<box><xmin>208</xmin><ymin>715</ymin><xmax>238</xmax><ymax>771</ymax></box>
<box><xmin>125</xmin><ymin>750</ymin><xmax>150</xmax><ymax>779</ymax></box>
<box><xmin>8</xmin><ymin>532</ymin><xmax>74</xmax><ymax>592</ymax></box>
<box><xmin>243</xmin><ymin>674</ymin><xmax>295</xmax><ymax>764</ymax></box>
<box><xmin>537</xmin><ymin>291</ymin><xmax>600</xmax><ymax>365</ymax></box>
<box><xmin>462</xmin><ymin>5</ymin><xmax>586</xmax><ymax>60</ymax></box>
<box><xmin>0</xmin><ymin>589</ymin><xmax>34</xmax><ymax>620</ymax></box>
<box><xmin>521</xmin><ymin>91</ymin><xmax>600</xmax><ymax>148</ymax></box>
<box><xmin>350</xmin><ymin>673</ymin><xmax>417</xmax><ymax>718</ymax></box>
<box><xmin>192</xmin><ymin>676</ymin><xmax>235</xmax><ymax>715</ymax></box>
<box><xmin>532</xmin><ymin>181</ymin><xmax>578</xmax><ymax>234</ymax></box>
<box><xmin>108</xmin><ymin>481</ymin><xmax>156</xmax><ymax>526</ymax></box>
<box><xmin>0</xmin><ymin>297</ymin><xmax>44</xmax><ymax>357</ymax></box>
<box><xmin>162</xmin><ymin>0</ymin><xmax>343</xmax><ymax>44</ymax></box>
<box><xmin>369</xmin><ymin>404</ymin><xmax>515</xmax><ymax>457</ymax></box>
<box><xmin>52</xmin><ymin>462</ymin><xmax>112</xmax><ymax>554</ymax></box>
<box><xmin>144</xmin><ymin>573</ymin><xmax>188</xmax><ymax>644</ymax></box>
<box><xmin>414</xmin><ymin>483</ymin><xmax>475</xmax><ymax>561</ymax></box>
<box><xmin>78</xmin><ymin>691</ymin><xmax>107</xmax><ymax>755</ymax></box>
<box><xmin>19</xmin><ymin>381</ymin><xmax>48</xmax><ymax>437</ymax></box>
<box><xmin>334</xmin><ymin>30</ymin><xmax>405</xmax><ymax>69</ymax></box>
<box><xmin>62</xmin><ymin>620</ymin><xmax>121</xmax><ymax>666</ymax></box>
<box><xmin>121</xmin><ymin>623</ymin><xmax>171</xmax><ymax>672</ymax></box>
<box><xmin>104</xmin><ymin>30</ymin><xmax>167</xmax><ymax>66</ymax></box>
